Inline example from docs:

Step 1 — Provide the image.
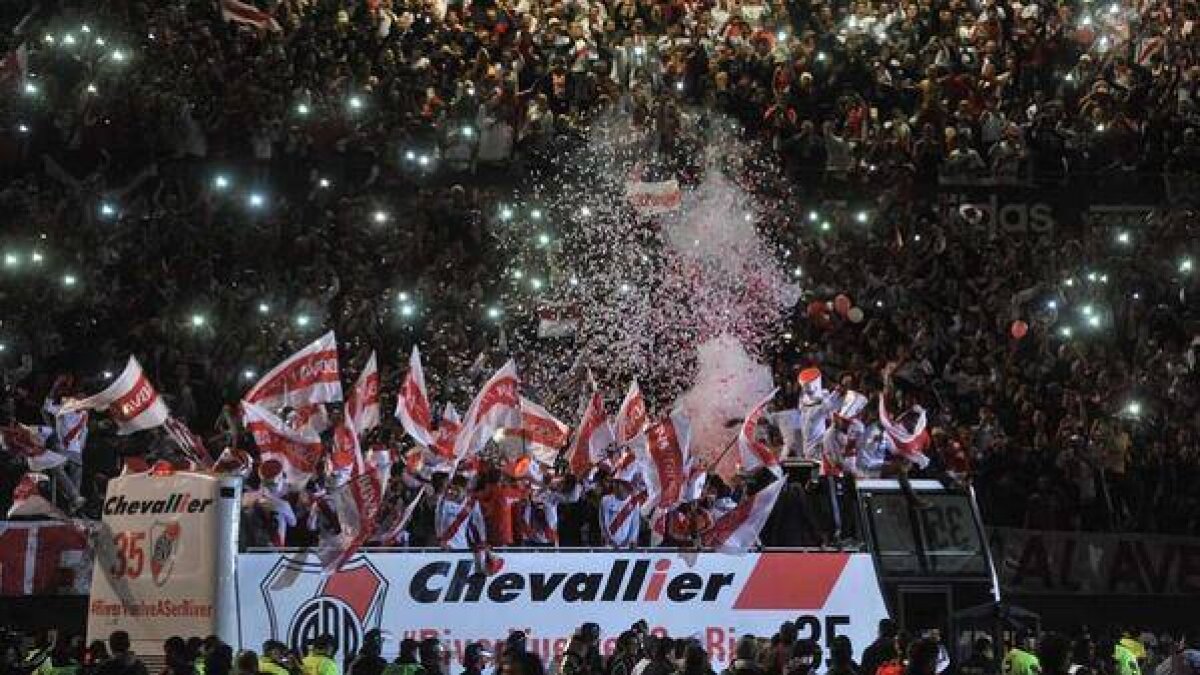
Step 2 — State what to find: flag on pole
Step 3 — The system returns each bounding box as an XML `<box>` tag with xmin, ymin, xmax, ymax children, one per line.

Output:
<box><xmin>516</xmin><ymin>397</ymin><xmax>571</xmax><ymax>465</ymax></box>
<box><xmin>878</xmin><ymin>396</ymin><xmax>931</xmax><ymax>468</ymax></box>
<box><xmin>162</xmin><ymin>416</ymin><xmax>213</xmax><ymax>468</ymax></box>
<box><xmin>701</xmin><ymin>471</ymin><xmax>784</xmax><ymax>554</ymax></box>
<box><xmin>219</xmin><ymin>0</ymin><xmax>282</xmax><ymax>31</ymax></box>
<box><xmin>568</xmin><ymin>391</ymin><xmax>614</xmax><ymax>477</ymax></box>
<box><xmin>347</xmin><ymin>351</ymin><xmax>380</xmax><ymax>435</ymax></box>
<box><xmin>615</xmin><ymin>380</ymin><xmax>649</xmax><ymax>444</ymax></box>
<box><xmin>431</xmin><ymin>403</ymin><xmax>461</xmax><ymax>461</ymax></box>
<box><xmin>58</xmin><ymin>357</ymin><xmax>170</xmax><ymax>435</ymax></box>
<box><xmin>395</xmin><ymin>346</ymin><xmax>436</xmax><ymax>447</ymax></box>
<box><xmin>681</xmin><ymin>456</ymin><xmax>707</xmax><ymax>502</ymax></box>
<box><xmin>243</xmin><ymin>401</ymin><xmax>326</xmax><ymax>489</ymax></box>
<box><xmin>452</xmin><ymin>360</ymin><xmax>521</xmax><ymax>463</ymax></box>
<box><xmin>738</xmin><ymin>389</ymin><xmax>779</xmax><ymax>473</ymax></box>
<box><xmin>244</xmin><ymin>331</ymin><xmax>342</xmax><ymax>412</ymax></box>
<box><xmin>319</xmin><ymin>394</ymin><xmax>382</xmax><ymax>573</ymax></box>
<box><xmin>630</xmin><ymin>411</ymin><xmax>691</xmax><ymax>509</ymax></box>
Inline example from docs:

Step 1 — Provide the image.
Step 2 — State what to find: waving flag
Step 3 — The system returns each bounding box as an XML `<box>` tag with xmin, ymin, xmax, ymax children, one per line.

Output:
<box><xmin>701</xmin><ymin>472</ymin><xmax>784</xmax><ymax>554</ymax></box>
<box><xmin>58</xmin><ymin>357</ymin><xmax>169</xmax><ymax>435</ymax></box>
<box><xmin>1</xmin><ymin>424</ymin><xmax>66</xmax><ymax>472</ymax></box>
<box><xmin>631</xmin><ymin>412</ymin><xmax>691</xmax><ymax>509</ymax></box>
<box><xmin>244</xmin><ymin>331</ymin><xmax>342</xmax><ymax>412</ymax></box>
<box><xmin>878</xmin><ymin>396</ymin><xmax>931</xmax><ymax>468</ymax></box>
<box><xmin>7</xmin><ymin>473</ymin><xmax>67</xmax><ymax>519</ymax></box>
<box><xmin>738</xmin><ymin>389</ymin><xmax>779</xmax><ymax>473</ymax></box>
<box><xmin>347</xmin><ymin>352</ymin><xmax>381</xmax><ymax>434</ymax></box>
<box><xmin>453</xmin><ymin>361</ymin><xmax>521</xmax><ymax>463</ymax></box>
<box><xmin>514</xmin><ymin>397</ymin><xmax>571</xmax><ymax>465</ymax></box>
<box><xmin>395</xmin><ymin>346</ymin><xmax>436</xmax><ymax>447</ymax></box>
<box><xmin>220</xmin><ymin>0</ymin><xmax>282</xmax><ymax>31</ymax></box>
<box><xmin>319</xmin><ymin>453</ymin><xmax>383</xmax><ymax>574</ymax></box>
<box><xmin>615</xmin><ymin>380</ymin><xmax>649</xmax><ymax>444</ymax></box>
<box><xmin>568</xmin><ymin>391</ymin><xmax>614</xmax><ymax>477</ymax></box>
<box><xmin>431</xmin><ymin>403</ymin><xmax>461</xmax><ymax>460</ymax></box>
<box><xmin>243</xmin><ymin>401</ymin><xmax>326</xmax><ymax>489</ymax></box>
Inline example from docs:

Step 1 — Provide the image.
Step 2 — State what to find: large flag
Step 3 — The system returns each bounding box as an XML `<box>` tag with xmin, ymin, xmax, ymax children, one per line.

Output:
<box><xmin>568</xmin><ymin>391</ymin><xmax>614</xmax><ymax>477</ymax></box>
<box><xmin>58</xmin><ymin>357</ymin><xmax>170</xmax><ymax>435</ymax></box>
<box><xmin>219</xmin><ymin>0</ymin><xmax>283</xmax><ymax>31</ymax></box>
<box><xmin>452</xmin><ymin>360</ymin><xmax>521</xmax><ymax>463</ymax></box>
<box><xmin>347</xmin><ymin>352</ymin><xmax>380</xmax><ymax>435</ymax></box>
<box><xmin>878</xmin><ymin>396</ymin><xmax>931</xmax><ymax>468</ymax></box>
<box><xmin>701</xmin><ymin>472</ymin><xmax>784</xmax><ymax>554</ymax></box>
<box><xmin>738</xmin><ymin>389</ymin><xmax>779</xmax><ymax>473</ymax></box>
<box><xmin>243</xmin><ymin>401</ymin><xmax>325</xmax><ymax>489</ymax></box>
<box><xmin>244</xmin><ymin>331</ymin><xmax>342</xmax><ymax>412</ymax></box>
<box><xmin>615</xmin><ymin>380</ymin><xmax>649</xmax><ymax>444</ymax></box>
<box><xmin>319</xmin><ymin>459</ymin><xmax>383</xmax><ymax>573</ymax></box>
<box><xmin>515</xmin><ymin>397</ymin><xmax>571</xmax><ymax>465</ymax></box>
<box><xmin>0</xmin><ymin>424</ymin><xmax>66</xmax><ymax>472</ymax></box>
<box><xmin>7</xmin><ymin>473</ymin><xmax>67</xmax><ymax>519</ymax></box>
<box><xmin>431</xmin><ymin>403</ymin><xmax>461</xmax><ymax>461</ymax></box>
<box><xmin>395</xmin><ymin>346</ymin><xmax>436</xmax><ymax>447</ymax></box>
<box><xmin>631</xmin><ymin>412</ymin><xmax>691</xmax><ymax>509</ymax></box>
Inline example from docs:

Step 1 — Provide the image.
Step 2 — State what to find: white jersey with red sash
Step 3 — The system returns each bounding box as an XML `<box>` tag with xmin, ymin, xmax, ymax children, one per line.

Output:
<box><xmin>44</xmin><ymin>398</ymin><xmax>88</xmax><ymax>460</ymax></box>
<box><xmin>601</xmin><ymin>492</ymin><xmax>642</xmax><ymax>547</ymax></box>
<box><xmin>436</xmin><ymin>495</ymin><xmax>486</xmax><ymax>550</ymax></box>
<box><xmin>820</xmin><ymin>419</ymin><xmax>865</xmax><ymax>477</ymax></box>
<box><xmin>522</xmin><ymin>492</ymin><xmax>560</xmax><ymax>545</ymax></box>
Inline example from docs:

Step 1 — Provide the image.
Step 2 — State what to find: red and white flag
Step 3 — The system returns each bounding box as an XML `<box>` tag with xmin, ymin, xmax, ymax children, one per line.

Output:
<box><xmin>58</xmin><ymin>356</ymin><xmax>169</xmax><ymax>435</ymax></box>
<box><xmin>431</xmin><ymin>403</ymin><xmax>461</xmax><ymax>461</ymax></box>
<box><xmin>536</xmin><ymin>304</ymin><xmax>582</xmax><ymax>339</ymax></box>
<box><xmin>452</xmin><ymin>360</ymin><xmax>521</xmax><ymax>463</ymax></box>
<box><xmin>244</xmin><ymin>331</ymin><xmax>342</xmax><ymax>412</ymax></box>
<box><xmin>738</xmin><ymin>389</ymin><xmax>779</xmax><ymax>473</ymax></box>
<box><xmin>626</xmin><ymin>179</ymin><xmax>682</xmax><ymax>215</ymax></box>
<box><xmin>568</xmin><ymin>391</ymin><xmax>614</xmax><ymax>477</ymax></box>
<box><xmin>701</xmin><ymin>473</ymin><xmax>784</xmax><ymax>554</ymax></box>
<box><xmin>0</xmin><ymin>44</ymin><xmax>28</xmax><ymax>91</ymax></box>
<box><xmin>615</xmin><ymin>380</ymin><xmax>649</xmax><ymax>444</ymax></box>
<box><xmin>7</xmin><ymin>473</ymin><xmax>66</xmax><ymax>519</ymax></box>
<box><xmin>162</xmin><ymin>416</ymin><xmax>213</xmax><ymax>468</ymax></box>
<box><xmin>516</xmin><ymin>397</ymin><xmax>571</xmax><ymax>465</ymax></box>
<box><xmin>0</xmin><ymin>424</ymin><xmax>66</xmax><ymax>472</ymax></box>
<box><xmin>347</xmin><ymin>351</ymin><xmax>381</xmax><ymax>435</ymax></box>
<box><xmin>1135</xmin><ymin>36</ymin><xmax>1165</xmax><ymax>65</ymax></box>
<box><xmin>395</xmin><ymin>346</ymin><xmax>436</xmax><ymax>447</ymax></box>
<box><xmin>630</xmin><ymin>411</ymin><xmax>691</xmax><ymax>509</ymax></box>
<box><xmin>243</xmin><ymin>401</ymin><xmax>326</xmax><ymax>489</ymax></box>
<box><xmin>878</xmin><ymin>396</ymin><xmax>931</xmax><ymax>468</ymax></box>
<box><xmin>319</xmin><ymin>461</ymin><xmax>383</xmax><ymax>573</ymax></box>
<box><xmin>682</xmin><ymin>456</ymin><xmax>707</xmax><ymax>502</ymax></box>
<box><xmin>219</xmin><ymin>0</ymin><xmax>282</xmax><ymax>31</ymax></box>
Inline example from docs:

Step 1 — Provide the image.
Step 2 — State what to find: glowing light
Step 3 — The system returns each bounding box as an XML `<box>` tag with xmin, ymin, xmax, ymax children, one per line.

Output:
<box><xmin>512</xmin><ymin>269</ymin><xmax>524</xmax><ymax>280</ymax></box>
<box><xmin>400</xmin><ymin>303</ymin><xmax>416</xmax><ymax>317</ymax></box>
<box><xmin>1108</xmin><ymin>3</ymin><xmax>1119</xmax><ymax>14</ymax></box>
<box><xmin>348</xmin><ymin>96</ymin><xmax>363</xmax><ymax>110</ymax></box>
<box><xmin>1081</xmin><ymin>304</ymin><xmax>1095</xmax><ymax>316</ymax></box>
<box><xmin>1047</xmin><ymin>300</ymin><xmax>1057</xmax><ymax>310</ymax></box>
<box><xmin>30</xmin><ymin>251</ymin><xmax>43</xmax><ymax>264</ymax></box>
<box><xmin>1087</xmin><ymin>315</ymin><xmax>1101</xmax><ymax>328</ymax></box>
<box><xmin>319</xmin><ymin>178</ymin><xmax>331</xmax><ymax>188</ymax></box>
<box><xmin>821</xmin><ymin>221</ymin><xmax>832</xmax><ymax>232</ymax></box>
<box><xmin>257</xmin><ymin>303</ymin><xmax>270</xmax><ymax>314</ymax></box>
<box><xmin>103</xmin><ymin>370</ymin><xmax>113</xmax><ymax>379</ymax></box>
<box><xmin>95</xmin><ymin>37</ymin><xmax>106</xmax><ymax>47</ymax></box>
<box><xmin>296</xmin><ymin>103</ymin><xmax>310</xmax><ymax>116</ymax></box>
<box><xmin>81</xmin><ymin>24</ymin><xmax>91</xmax><ymax>33</ymax></box>
<box><xmin>1125</xmin><ymin>401</ymin><xmax>1141</xmax><ymax>416</ymax></box>
<box><xmin>808</xmin><ymin>211</ymin><xmax>819</xmax><ymax>222</ymax></box>
<box><xmin>295</xmin><ymin>314</ymin><xmax>311</xmax><ymax>327</ymax></box>
<box><xmin>500</xmin><ymin>207</ymin><xmax>513</xmax><ymax>220</ymax></box>
<box><xmin>86</xmin><ymin>83</ymin><xmax>98</xmax><ymax>94</ymax></box>
<box><xmin>875</xmin><ymin>300</ymin><xmax>884</xmax><ymax>308</ymax></box>
<box><xmin>675</xmin><ymin>81</ymin><xmax>684</xmax><ymax>92</ymax></box>
<box><xmin>487</xmin><ymin>306</ymin><xmax>503</xmax><ymax>320</ymax></box>
<box><xmin>62</xmin><ymin>274</ymin><xmax>77</xmax><ymax>287</ymax></box>
<box><xmin>100</xmin><ymin>202</ymin><xmax>117</xmax><ymax>217</ymax></box>
<box><xmin>248</xmin><ymin>193</ymin><xmax>265</xmax><ymax>208</ymax></box>
<box><xmin>243</xmin><ymin>369</ymin><xmax>257</xmax><ymax>380</ymax></box>
<box><xmin>777</xmin><ymin>30</ymin><xmax>788</xmax><ymax>41</ymax></box>
<box><xmin>1131</xmin><ymin>292</ymin><xmax>1141</xmax><ymax>300</ymax></box>
<box><xmin>1065</xmin><ymin>73</ymin><xmax>1075</xmax><ymax>82</ymax></box>
<box><xmin>213</xmin><ymin>175</ymin><xmax>230</xmax><ymax>190</ymax></box>
<box><xmin>1181</xmin><ymin>258</ymin><xmax>1194</xmax><ymax>273</ymax></box>
<box><xmin>536</xmin><ymin>233</ymin><xmax>551</xmax><ymax>246</ymax></box>
<box><xmin>405</xmin><ymin>150</ymin><xmax>417</xmax><ymax>162</ymax></box>
<box><xmin>190</xmin><ymin>314</ymin><xmax>207</xmax><ymax>328</ymax></box>
<box><xmin>1087</xmin><ymin>272</ymin><xmax>1098</xmax><ymax>282</ymax></box>
<box><xmin>855</xmin><ymin>211</ymin><xmax>869</xmax><ymax>223</ymax></box>
<box><xmin>398</xmin><ymin>292</ymin><xmax>410</xmax><ymax>302</ymax></box>
<box><xmin>418</xmin><ymin>155</ymin><xmax>430</xmax><ymax>166</ymax></box>
<box><xmin>462</xmin><ymin>127</ymin><xmax>474</xmax><ymax>138</ymax></box>
<box><xmin>1095</xmin><ymin>123</ymin><xmax>1105</xmax><ymax>133</ymax></box>
<box><xmin>744</xmin><ymin>213</ymin><xmax>753</xmax><ymax>223</ymax></box>
<box><xmin>817</xmin><ymin>51</ymin><xmax>828</xmax><ymax>62</ymax></box>
<box><xmin>620</xmin><ymin>283</ymin><xmax>632</xmax><ymax>294</ymax></box>
<box><xmin>530</xmin><ymin>209</ymin><xmax>543</xmax><ymax>220</ymax></box>
<box><xmin>1064</xmin><ymin>278</ymin><xmax>1075</xmax><ymax>287</ymax></box>
<box><xmin>580</xmin><ymin>206</ymin><xmax>592</xmax><ymax>217</ymax></box>
<box><xmin>24</xmin><ymin>82</ymin><xmax>38</xmax><ymax>95</ymax></box>
<box><xmin>373</xmin><ymin>210</ymin><xmax>389</xmax><ymax>224</ymax></box>
<box><xmin>569</xmin><ymin>276</ymin><xmax>580</xmax><ymax>286</ymax></box>
<box><xmin>62</xmin><ymin>34</ymin><xmax>76</xmax><ymax>46</ymax></box>
<box><xmin>1059</xmin><ymin>326</ymin><xmax>1073</xmax><ymax>338</ymax></box>
<box><xmin>1116</xmin><ymin>231</ymin><xmax>1130</xmax><ymax>244</ymax></box>
<box><xmin>792</xmin><ymin>267</ymin><xmax>803</xmax><ymax>278</ymax></box>
<box><xmin>530</xmin><ymin>278</ymin><xmax>544</xmax><ymax>290</ymax></box>
<box><xmin>110</xmin><ymin>49</ymin><xmax>126</xmax><ymax>62</ymax></box>
<box><xmin>43</xmin><ymin>34</ymin><xmax>55</xmax><ymax>44</ymax></box>
<box><xmin>17</xmin><ymin>124</ymin><xmax>29</xmax><ymax>134</ymax></box>
<box><xmin>3</xmin><ymin>253</ymin><xmax>19</xmax><ymax>267</ymax></box>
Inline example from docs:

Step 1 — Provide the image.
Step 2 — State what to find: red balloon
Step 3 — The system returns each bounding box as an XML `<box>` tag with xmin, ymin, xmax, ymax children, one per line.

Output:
<box><xmin>833</xmin><ymin>294</ymin><xmax>852</xmax><ymax>318</ymax></box>
<box><xmin>1011</xmin><ymin>320</ymin><xmax>1029</xmax><ymax>339</ymax></box>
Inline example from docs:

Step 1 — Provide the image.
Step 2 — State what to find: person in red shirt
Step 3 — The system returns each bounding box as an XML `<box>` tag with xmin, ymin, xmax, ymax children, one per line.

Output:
<box><xmin>476</xmin><ymin>470</ymin><xmax>528</xmax><ymax>547</ymax></box>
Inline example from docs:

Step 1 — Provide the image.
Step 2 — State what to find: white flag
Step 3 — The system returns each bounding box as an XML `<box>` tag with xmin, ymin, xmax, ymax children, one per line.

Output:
<box><xmin>615</xmin><ymin>380</ymin><xmax>649</xmax><ymax>444</ymax></box>
<box><xmin>453</xmin><ymin>360</ymin><xmax>521</xmax><ymax>462</ymax></box>
<box><xmin>244</xmin><ymin>331</ymin><xmax>342</xmax><ymax>413</ymax></box>
<box><xmin>395</xmin><ymin>346</ymin><xmax>436</xmax><ymax>447</ymax></box>
<box><xmin>701</xmin><ymin>473</ymin><xmax>784</xmax><ymax>554</ymax></box>
<box><xmin>347</xmin><ymin>351</ymin><xmax>380</xmax><ymax>434</ymax></box>
<box><xmin>58</xmin><ymin>356</ymin><xmax>169</xmax><ymax>435</ymax></box>
<box><xmin>738</xmin><ymin>389</ymin><xmax>780</xmax><ymax>473</ymax></box>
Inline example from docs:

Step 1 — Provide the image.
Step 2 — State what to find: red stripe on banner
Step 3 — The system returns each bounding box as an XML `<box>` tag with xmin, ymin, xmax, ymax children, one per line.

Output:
<box><xmin>732</xmin><ymin>552</ymin><xmax>850</xmax><ymax>610</ymax></box>
<box><xmin>246</xmin><ymin>349</ymin><xmax>339</xmax><ymax>403</ymax></box>
<box><xmin>108</xmin><ymin>373</ymin><xmax>159</xmax><ymax>422</ymax></box>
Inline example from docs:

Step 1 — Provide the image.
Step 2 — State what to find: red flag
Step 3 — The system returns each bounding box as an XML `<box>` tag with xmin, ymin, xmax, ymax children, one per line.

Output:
<box><xmin>878</xmin><ymin>397</ymin><xmax>931</xmax><ymax>468</ymax></box>
<box><xmin>347</xmin><ymin>351</ymin><xmax>380</xmax><ymax>435</ymax></box>
<box><xmin>395</xmin><ymin>346</ymin><xmax>436</xmax><ymax>447</ymax></box>
<box><xmin>516</xmin><ymin>397</ymin><xmax>570</xmax><ymax>465</ymax></box>
<box><xmin>631</xmin><ymin>412</ymin><xmax>691</xmax><ymax>508</ymax></box>
<box><xmin>615</xmin><ymin>380</ymin><xmax>649</xmax><ymax>444</ymax></box>
<box><xmin>569</xmin><ymin>391</ymin><xmax>614</xmax><ymax>477</ymax></box>
<box><xmin>738</xmin><ymin>389</ymin><xmax>779</xmax><ymax>473</ymax></box>
<box><xmin>220</xmin><ymin>0</ymin><xmax>282</xmax><ymax>31</ymax></box>
<box><xmin>1</xmin><ymin>425</ymin><xmax>66</xmax><ymax>472</ymax></box>
<box><xmin>432</xmin><ymin>403</ymin><xmax>461</xmax><ymax>460</ymax></box>
<box><xmin>318</xmin><ymin>462</ymin><xmax>383</xmax><ymax>573</ymax></box>
<box><xmin>243</xmin><ymin>401</ymin><xmax>325</xmax><ymax>489</ymax></box>
<box><xmin>701</xmin><ymin>474</ymin><xmax>784</xmax><ymax>554</ymax></box>
<box><xmin>453</xmin><ymin>361</ymin><xmax>521</xmax><ymax>463</ymax></box>
<box><xmin>58</xmin><ymin>357</ymin><xmax>169</xmax><ymax>435</ymax></box>
<box><xmin>244</xmin><ymin>331</ymin><xmax>342</xmax><ymax>412</ymax></box>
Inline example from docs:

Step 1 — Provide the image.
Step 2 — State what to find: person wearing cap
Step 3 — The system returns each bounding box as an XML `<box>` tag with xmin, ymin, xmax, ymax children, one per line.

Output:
<box><xmin>259</xmin><ymin>641</ymin><xmax>292</xmax><ymax>675</ymax></box>
<box><xmin>302</xmin><ymin>636</ymin><xmax>339</xmax><ymax>675</ymax></box>
<box><xmin>794</xmin><ymin>367</ymin><xmax>844</xmax><ymax>463</ymax></box>
<box><xmin>350</xmin><ymin>631</ymin><xmax>387</xmax><ymax>675</ymax></box>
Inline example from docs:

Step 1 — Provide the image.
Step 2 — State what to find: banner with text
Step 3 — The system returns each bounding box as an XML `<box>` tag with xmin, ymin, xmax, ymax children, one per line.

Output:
<box><xmin>0</xmin><ymin>520</ymin><xmax>93</xmax><ymax>596</ymax></box>
<box><xmin>989</xmin><ymin>528</ymin><xmax>1200</xmax><ymax>596</ymax></box>
<box><xmin>235</xmin><ymin>551</ymin><xmax>888</xmax><ymax>665</ymax></box>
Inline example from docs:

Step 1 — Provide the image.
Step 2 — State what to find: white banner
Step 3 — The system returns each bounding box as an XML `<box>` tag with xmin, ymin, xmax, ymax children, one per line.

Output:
<box><xmin>88</xmin><ymin>472</ymin><xmax>231</xmax><ymax>654</ymax></box>
<box><xmin>235</xmin><ymin>551</ymin><xmax>888</xmax><ymax>666</ymax></box>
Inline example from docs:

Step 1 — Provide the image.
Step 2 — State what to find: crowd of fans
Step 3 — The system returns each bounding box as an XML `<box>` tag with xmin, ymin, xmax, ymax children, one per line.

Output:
<box><xmin>6</xmin><ymin>620</ymin><xmax>1200</xmax><ymax>675</ymax></box>
<box><xmin>1</xmin><ymin>0</ymin><xmax>1200</xmax><ymax>540</ymax></box>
